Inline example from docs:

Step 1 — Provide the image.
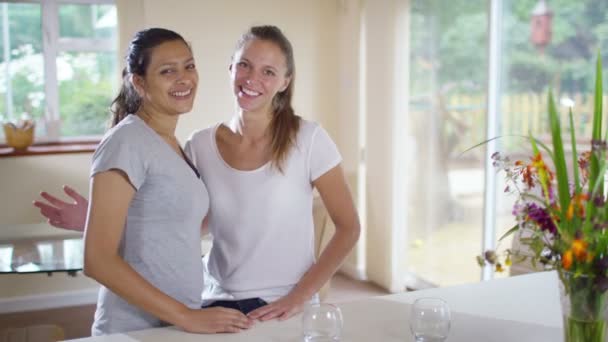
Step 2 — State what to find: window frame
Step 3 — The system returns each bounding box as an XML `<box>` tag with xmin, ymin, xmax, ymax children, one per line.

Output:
<box><xmin>0</xmin><ymin>0</ymin><xmax>116</xmax><ymax>154</ymax></box>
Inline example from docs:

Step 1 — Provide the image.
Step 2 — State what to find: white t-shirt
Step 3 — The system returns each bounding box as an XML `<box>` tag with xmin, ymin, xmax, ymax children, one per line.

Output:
<box><xmin>184</xmin><ymin>119</ymin><xmax>341</xmax><ymax>303</ymax></box>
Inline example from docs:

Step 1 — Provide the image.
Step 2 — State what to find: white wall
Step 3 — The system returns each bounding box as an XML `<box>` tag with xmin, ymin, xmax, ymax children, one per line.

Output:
<box><xmin>335</xmin><ymin>0</ymin><xmax>366</xmax><ymax>281</ymax></box>
<box><xmin>0</xmin><ymin>0</ymin><xmax>342</xmax><ymax>312</ymax></box>
<box><xmin>359</xmin><ymin>0</ymin><xmax>410</xmax><ymax>292</ymax></box>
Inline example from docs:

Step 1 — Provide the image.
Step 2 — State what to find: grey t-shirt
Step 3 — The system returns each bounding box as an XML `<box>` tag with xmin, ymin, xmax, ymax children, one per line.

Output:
<box><xmin>89</xmin><ymin>114</ymin><xmax>208</xmax><ymax>335</ymax></box>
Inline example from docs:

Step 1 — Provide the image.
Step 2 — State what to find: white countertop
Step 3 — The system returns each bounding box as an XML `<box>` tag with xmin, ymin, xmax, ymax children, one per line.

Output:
<box><xmin>66</xmin><ymin>271</ymin><xmax>563</xmax><ymax>341</ymax></box>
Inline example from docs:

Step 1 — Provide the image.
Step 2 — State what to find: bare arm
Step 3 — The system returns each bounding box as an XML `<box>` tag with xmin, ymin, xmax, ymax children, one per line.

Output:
<box><xmin>248</xmin><ymin>164</ymin><xmax>361</xmax><ymax>321</ymax></box>
<box><xmin>84</xmin><ymin>170</ymin><xmax>252</xmax><ymax>333</ymax></box>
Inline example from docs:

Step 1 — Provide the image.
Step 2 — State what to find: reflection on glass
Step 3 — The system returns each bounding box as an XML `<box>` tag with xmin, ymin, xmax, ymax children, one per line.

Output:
<box><xmin>37</xmin><ymin>242</ymin><xmax>53</xmax><ymax>268</ymax></box>
<box><xmin>15</xmin><ymin>262</ymin><xmax>41</xmax><ymax>272</ymax></box>
<box><xmin>0</xmin><ymin>238</ymin><xmax>83</xmax><ymax>273</ymax></box>
<box><xmin>0</xmin><ymin>245</ymin><xmax>13</xmax><ymax>272</ymax></box>
<box><xmin>64</xmin><ymin>238</ymin><xmax>83</xmax><ymax>269</ymax></box>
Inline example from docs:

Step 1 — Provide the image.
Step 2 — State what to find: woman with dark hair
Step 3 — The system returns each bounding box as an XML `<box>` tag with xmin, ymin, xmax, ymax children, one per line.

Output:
<box><xmin>35</xmin><ymin>25</ymin><xmax>360</xmax><ymax>323</ymax></box>
<box><xmin>79</xmin><ymin>27</ymin><xmax>251</xmax><ymax>335</ymax></box>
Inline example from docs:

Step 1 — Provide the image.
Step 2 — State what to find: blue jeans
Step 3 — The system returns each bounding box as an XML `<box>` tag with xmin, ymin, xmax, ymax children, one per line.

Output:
<box><xmin>202</xmin><ymin>298</ymin><xmax>268</xmax><ymax>315</ymax></box>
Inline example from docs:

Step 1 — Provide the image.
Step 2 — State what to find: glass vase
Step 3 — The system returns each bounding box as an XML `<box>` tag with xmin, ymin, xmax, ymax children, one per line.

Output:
<box><xmin>559</xmin><ymin>270</ymin><xmax>608</xmax><ymax>342</ymax></box>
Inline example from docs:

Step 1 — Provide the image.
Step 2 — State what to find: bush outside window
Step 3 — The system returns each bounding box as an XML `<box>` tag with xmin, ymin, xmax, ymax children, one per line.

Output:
<box><xmin>0</xmin><ymin>0</ymin><xmax>117</xmax><ymax>143</ymax></box>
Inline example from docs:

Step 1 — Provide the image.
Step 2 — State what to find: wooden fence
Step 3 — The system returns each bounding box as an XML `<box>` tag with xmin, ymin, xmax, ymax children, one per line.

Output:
<box><xmin>411</xmin><ymin>92</ymin><xmax>608</xmax><ymax>160</ymax></box>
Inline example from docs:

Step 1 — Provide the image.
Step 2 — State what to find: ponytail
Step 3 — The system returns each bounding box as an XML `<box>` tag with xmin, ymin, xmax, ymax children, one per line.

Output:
<box><xmin>269</xmin><ymin>79</ymin><xmax>300</xmax><ymax>173</ymax></box>
<box><xmin>109</xmin><ymin>68</ymin><xmax>141</xmax><ymax>127</ymax></box>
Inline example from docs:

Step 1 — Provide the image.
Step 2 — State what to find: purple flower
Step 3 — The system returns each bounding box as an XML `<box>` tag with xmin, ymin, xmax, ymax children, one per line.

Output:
<box><xmin>512</xmin><ymin>202</ymin><xmax>526</xmax><ymax>217</ymax></box>
<box><xmin>526</xmin><ymin>203</ymin><xmax>557</xmax><ymax>235</ymax></box>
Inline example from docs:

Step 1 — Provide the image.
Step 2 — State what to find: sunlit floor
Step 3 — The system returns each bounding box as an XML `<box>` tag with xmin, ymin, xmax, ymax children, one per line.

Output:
<box><xmin>326</xmin><ymin>273</ymin><xmax>389</xmax><ymax>303</ymax></box>
<box><xmin>406</xmin><ymin>194</ymin><xmax>517</xmax><ymax>288</ymax></box>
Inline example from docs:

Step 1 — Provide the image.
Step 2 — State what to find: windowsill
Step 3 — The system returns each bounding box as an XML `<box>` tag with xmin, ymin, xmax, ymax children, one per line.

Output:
<box><xmin>0</xmin><ymin>140</ymin><xmax>99</xmax><ymax>158</ymax></box>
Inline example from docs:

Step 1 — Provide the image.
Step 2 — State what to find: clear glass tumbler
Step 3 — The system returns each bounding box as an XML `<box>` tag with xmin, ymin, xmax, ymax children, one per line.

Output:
<box><xmin>409</xmin><ymin>297</ymin><xmax>451</xmax><ymax>342</ymax></box>
<box><xmin>302</xmin><ymin>303</ymin><xmax>343</xmax><ymax>341</ymax></box>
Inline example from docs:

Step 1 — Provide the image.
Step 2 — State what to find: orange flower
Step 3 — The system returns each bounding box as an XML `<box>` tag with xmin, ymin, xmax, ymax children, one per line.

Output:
<box><xmin>567</xmin><ymin>194</ymin><xmax>589</xmax><ymax>221</ymax></box>
<box><xmin>572</xmin><ymin>239</ymin><xmax>588</xmax><ymax>261</ymax></box>
<box><xmin>530</xmin><ymin>153</ymin><xmax>554</xmax><ymax>201</ymax></box>
<box><xmin>522</xmin><ymin>165</ymin><xmax>535</xmax><ymax>188</ymax></box>
<box><xmin>567</xmin><ymin>204</ymin><xmax>574</xmax><ymax>221</ymax></box>
<box><xmin>562</xmin><ymin>250</ymin><xmax>573</xmax><ymax>270</ymax></box>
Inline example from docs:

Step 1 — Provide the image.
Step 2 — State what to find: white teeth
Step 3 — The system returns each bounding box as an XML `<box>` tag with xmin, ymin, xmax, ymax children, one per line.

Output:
<box><xmin>242</xmin><ymin>87</ymin><xmax>260</xmax><ymax>96</ymax></box>
<box><xmin>171</xmin><ymin>89</ymin><xmax>191</xmax><ymax>97</ymax></box>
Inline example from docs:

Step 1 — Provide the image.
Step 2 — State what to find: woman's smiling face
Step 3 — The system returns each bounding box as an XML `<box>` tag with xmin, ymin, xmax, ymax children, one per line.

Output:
<box><xmin>135</xmin><ymin>39</ymin><xmax>198</xmax><ymax>116</ymax></box>
<box><xmin>230</xmin><ymin>38</ymin><xmax>291</xmax><ymax>115</ymax></box>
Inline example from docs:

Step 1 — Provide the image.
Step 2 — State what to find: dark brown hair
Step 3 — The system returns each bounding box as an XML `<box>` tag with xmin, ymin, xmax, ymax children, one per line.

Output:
<box><xmin>110</xmin><ymin>28</ymin><xmax>188</xmax><ymax>127</ymax></box>
<box><xmin>235</xmin><ymin>25</ymin><xmax>301</xmax><ymax>172</ymax></box>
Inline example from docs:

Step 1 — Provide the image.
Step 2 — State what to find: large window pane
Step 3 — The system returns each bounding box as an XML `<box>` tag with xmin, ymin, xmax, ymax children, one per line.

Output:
<box><xmin>0</xmin><ymin>3</ymin><xmax>44</xmax><ymax>140</ymax></box>
<box><xmin>58</xmin><ymin>51</ymin><xmax>115</xmax><ymax>137</ymax></box>
<box><xmin>497</xmin><ymin>0</ymin><xmax>608</xmax><ymax>274</ymax></box>
<box><xmin>407</xmin><ymin>0</ymin><xmax>488</xmax><ymax>287</ymax></box>
<box><xmin>59</xmin><ymin>4</ymin><xmax>116</xmax><ymax>40</ymax></box>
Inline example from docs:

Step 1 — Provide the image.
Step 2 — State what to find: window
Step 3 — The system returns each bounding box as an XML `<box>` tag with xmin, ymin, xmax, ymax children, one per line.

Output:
<box><xmin>406</xmin><ymin>0</ymin><xmax>489</xmax><ymax>287</ymax></box>
<box><xmin>0</xmin><ymin>0</ymin><xmax>117</xmax><ymax>144</ymax></box>
<box><xmin>404</xmin><ymin>0</ymin><xmax>608</xmax><ymax>287</ymax></box>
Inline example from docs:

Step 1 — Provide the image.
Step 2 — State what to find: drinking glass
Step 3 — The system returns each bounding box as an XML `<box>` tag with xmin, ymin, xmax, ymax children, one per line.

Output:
<box><xmin>302</xmin><ymin>303</ymin><xmax>343</xmax><ymax>341</ymax></box>
<box><xmin>409</xmin><ymin>297</ymin><xmax>451</xmax><ymax>342</ymax></box>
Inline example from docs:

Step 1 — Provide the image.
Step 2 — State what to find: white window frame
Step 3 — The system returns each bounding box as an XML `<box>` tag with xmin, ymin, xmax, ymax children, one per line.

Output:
<box><xmin>2</xmin><ymin>0</ymin><xmax>116</xmax><ymax>143</ymax></box>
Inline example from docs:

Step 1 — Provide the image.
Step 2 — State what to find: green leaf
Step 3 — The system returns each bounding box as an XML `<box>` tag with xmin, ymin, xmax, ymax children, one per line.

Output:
<box><xmin>585</xmin><ymin>52</ymin><xmax>604</xmax><ymax>229</ymax></box>
<box><xmin>593</xmin><ymin>51</ymin><xmax>603</xmax><ymax>142</ymax></box>
<box><xmin>532</xmin><ymin>138</ymin><xmax>555</xmax><ymax>161</ymax></box>
<box><xmin>569</xmin><ymin>108</ymin><xmax>581</xmax><ymax>195</ymax></box>
<box><xmin>547</xmin><ymin>90</ymin><xmax>571</xmax><ymax>227</ymax></box>
<box><xmin>459</xmin><ymin>135</ymin><xmax>505</xmax><ymax>156</ymax></box>
<box><xmin>459</xmin><ymin>134</ymin><xmax>554</xmax><ymax>160</ymax></box>
<box><xmin>590</xmin><ymin>162</ymin><xmax>608</xmax><ymax>199</ymax></box>
<box><xmin>590</xmin><ymin>52</ymin><xmax>604</xmax><ymax>195</ymax></box>
<box><xmin>498</xmin><ymin>224</ymin><xmax>519</xmax><ymax>241</ymax></box>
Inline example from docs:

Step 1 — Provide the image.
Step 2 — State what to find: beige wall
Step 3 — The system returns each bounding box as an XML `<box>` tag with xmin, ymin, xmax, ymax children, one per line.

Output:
<box><xmin>119</xmin><ymin>0</ymin><xmax>339</xmax><ymax>141</ymax></box>
<box><xmin>0</xmin><ymin>0</ymin><xmax>343</xmax><ymax>310</ymax></box>
<box><xmin>0</xmin><ymin>154</ymin><xmax>99</xmax><ymax>308</ymax></box>
<box><xmin>0</xmin><ymin>155</ymin><xmax>90</xmax><ymax>225</ymax></box>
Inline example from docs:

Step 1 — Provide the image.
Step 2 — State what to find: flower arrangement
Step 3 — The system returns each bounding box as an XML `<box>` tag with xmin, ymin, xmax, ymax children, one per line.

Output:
<box><xmin>478</xmin><ymin>55</ymin><xmax>607</xmax><ymax>342</ymax></box>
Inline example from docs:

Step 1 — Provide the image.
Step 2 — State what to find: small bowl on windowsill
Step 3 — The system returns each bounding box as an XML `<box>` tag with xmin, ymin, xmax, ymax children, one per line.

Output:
<box><xmin>3</xmin><ymin>120</ymin><xmax>35</xmax><ymax>151</ymax></box>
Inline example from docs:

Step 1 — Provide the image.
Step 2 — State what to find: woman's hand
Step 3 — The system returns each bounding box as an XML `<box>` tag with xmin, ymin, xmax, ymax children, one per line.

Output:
<box><xmin>247</xmin><ymin>293</ymin><xmax>306</xmax><ymax>321</ymax></box>
<box><xmin>179</xmin><ymin>307</ymin><xmax>254</xmax><ymax>333</ymax></box>
<box><xmin>33</xmin><ymin>185</ymin><xmax>88</xmax><ymax>231</ymax></box>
